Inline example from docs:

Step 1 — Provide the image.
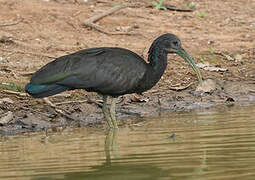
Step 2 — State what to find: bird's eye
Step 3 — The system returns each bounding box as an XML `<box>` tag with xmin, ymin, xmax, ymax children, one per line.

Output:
<box><xmin>172</xmin><ymin>40</ymin><xmax>179</xmax><ymax>46</ymax></box>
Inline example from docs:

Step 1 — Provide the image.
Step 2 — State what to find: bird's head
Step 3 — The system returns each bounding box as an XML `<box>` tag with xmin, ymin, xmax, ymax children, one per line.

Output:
<box><xmin>150</xmin><ymin>33</ymin><xmax>203</xmax><ymax>83</ymax></box>
<box><xmin>156</xmin><ymin>34</ymin><xmax>182</xmax><ymax>54</ymax></box>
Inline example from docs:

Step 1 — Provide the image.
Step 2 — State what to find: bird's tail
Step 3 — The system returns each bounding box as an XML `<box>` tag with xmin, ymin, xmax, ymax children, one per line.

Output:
<box><xmin>25</xmin><ymin>83</ymin><xmax>71</xmax><ymax>98</ymax></box>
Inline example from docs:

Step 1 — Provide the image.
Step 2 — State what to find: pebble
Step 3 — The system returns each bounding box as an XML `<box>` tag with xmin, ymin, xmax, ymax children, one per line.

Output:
<box><xmin>0</xmin><ymin>98</ymin><xmax>14</xmax><ymax>104</ymax></box>
<box><xmin>0</xmin><ymin>111</ymin><xmax>13</xmax><ymax>125</ymax></box>
<box><xmin>234</xmin><ymin>54</ymin><xmax>242</xmax><ymax>62</ymax></box>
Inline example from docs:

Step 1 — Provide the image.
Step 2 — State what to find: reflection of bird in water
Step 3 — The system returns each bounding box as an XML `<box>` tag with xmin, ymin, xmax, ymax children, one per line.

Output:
<box><xmin>26</xmin><ymin>33</ymin><xmax>202</xmax><ymax>128</ymax></box>
<box><xmin>31</xmin><ymin>129</ymin><xmax>171</xmax><ymax>180</ymax></box>
<box><xmin>105</xmin><ymin>129</ymin><xmax>119</xmax><ymax>162</ymax></box>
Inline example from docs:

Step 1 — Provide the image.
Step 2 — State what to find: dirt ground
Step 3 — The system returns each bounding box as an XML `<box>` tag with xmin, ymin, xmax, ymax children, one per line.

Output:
<box><xmin>0</xmin><ymin>0</ymin><xmax>254</xmax><ymax>135</ymax></box>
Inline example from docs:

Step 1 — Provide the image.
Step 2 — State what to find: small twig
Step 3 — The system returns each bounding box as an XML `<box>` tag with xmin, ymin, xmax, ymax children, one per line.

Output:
<box><xmin>96</xmin><ymin>0</ymin><xmax>108</xmax><ymax>4</ymax></box>
<box><xmin>87</xmin><ymin>98</ymin><xmax>103</xmax><ymax>108</ymax></box>
<box><xmin>18</xmin><ymin>71</ymin><xmax>35</xmax><ymax>76</ymax></box>
<box><xmin>52</xmin><ymin>93</ymin><xmax>71</xmax><ymax>98</ymax></box>
<box><xmin>85</xmin><ymin>3</ymin><xmax>133</xmax><ymax>23</ymax></box>
<box><xmin>214</xmin><ymin>51</ymin><xmax>235</xmax><ymax>61</ymax></box>
<box><xmin>43</xmin><ymin>97</ymin><xmax>76</xmax><ymax>120</ymax></box>
<box><xmin>84</xmin><ymin>3</ymin><xmax>137</xmax><ymax>35</ymax></box>
<box><xmin>43</xmin><ymin>97</ymin><xmax>56</xmax><ymax>107</ymax></box>
<box><xmin>169</xmin><ymin>82</ymin><xmax>193</xmax><ymax>91</ymax></box>
<box><xmin>165</xmin><ymin>5</ymin><xmax>193</xmax><ymax>12</ymax></box>
<box><xmin>72</xmin><ymin>10</ymin><xmax>82</xmax><ymax>17</ymax></box>
<box><xmin>54</xmin><ymin>98</ymin><xmax>104</xmax><ymax>108</ymax></box>
<box><xmin>43</xmin><ymin>98</ymin><xmax>70</xmax><ymax>114</ymax></box>
<box><xmin>147</xmin><ymin>4</ymin><xmax>193</xmax><ymax>12</ymax></box>
<box><xmin>0</xmin><ymin>19</ymin><xmax>22</xmax><ymax>27</ymax></box>
<box><xmin>55</xmin><ymin>100</ymin><xmax>88</xmax><ymax>106</ymax></box>
<box><xmin>2</xmin><ymin>90</ymin><xmax>27</xmax><ymax>96</ymax></box>
<box><xmin>85</xmin><ymin>23</ymin><xmax>136</xmax><ymax>35</ymax></box>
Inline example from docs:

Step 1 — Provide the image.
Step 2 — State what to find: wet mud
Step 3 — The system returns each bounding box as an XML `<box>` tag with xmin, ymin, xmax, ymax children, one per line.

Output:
<box><xmin>1</xmin><ymin>80</ymin><xmax>255</xmax><ymax>135</ymax></box>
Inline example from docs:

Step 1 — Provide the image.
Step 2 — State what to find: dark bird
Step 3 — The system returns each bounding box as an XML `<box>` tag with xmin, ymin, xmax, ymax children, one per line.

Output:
<box><xmin>25</xmin><ymin>33</ymin><xmax>202</xmax><ymax>128</ymax></box>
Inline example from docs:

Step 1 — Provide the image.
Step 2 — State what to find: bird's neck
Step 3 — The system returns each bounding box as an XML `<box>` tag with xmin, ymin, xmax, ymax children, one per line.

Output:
<box><xmin>135</xmin><ymin>46</ymin><xmax>168</xmax><ymax>93</ymax></box>
<box><xmin>147</xmin><ymin>46</ymin><xmax>168</xmax><ymax>78</ymax></box>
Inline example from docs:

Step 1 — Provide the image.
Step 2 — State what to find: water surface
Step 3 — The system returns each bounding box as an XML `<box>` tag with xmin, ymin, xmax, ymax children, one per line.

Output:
<box><xmin>1</xmin><ymin>104</ymin><xmax>255</xmax><ymax>180</ymax></box>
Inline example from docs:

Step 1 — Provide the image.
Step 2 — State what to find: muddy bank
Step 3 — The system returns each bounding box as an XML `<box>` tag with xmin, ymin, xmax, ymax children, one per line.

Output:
<box><xmin>0</xmin><ymin>80</ymin><xmax>255</xmax><ymax>135</ymax></box>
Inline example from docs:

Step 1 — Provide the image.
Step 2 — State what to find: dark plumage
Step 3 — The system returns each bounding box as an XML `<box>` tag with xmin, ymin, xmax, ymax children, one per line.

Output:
<box><xmin>26</xmin><ymin>33</ymin><xmax>202</xmax><ymax>128</ymax></box>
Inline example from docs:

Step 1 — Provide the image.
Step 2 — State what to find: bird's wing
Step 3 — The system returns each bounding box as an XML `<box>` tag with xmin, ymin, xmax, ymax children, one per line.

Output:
<box><xmin>80</xmin><ymin>50</ymin><xmax>147</xmax><ymax>95</ymax></box>
<box><xmin>30</xmin><ymin>48</ymin><xmax>106</xmax><ymax>85</ymax></box>
<box><xmin>31</xmin><ymin>48</ymin><xmax>147</xmax><ymax>95</ymax></box>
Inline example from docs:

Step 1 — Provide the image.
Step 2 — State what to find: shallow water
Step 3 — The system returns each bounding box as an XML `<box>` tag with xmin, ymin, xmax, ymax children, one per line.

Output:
<box><xmin>1</xmin><ymin>104</ymin><xmax>255</xmax><ymax>180</ymax></box>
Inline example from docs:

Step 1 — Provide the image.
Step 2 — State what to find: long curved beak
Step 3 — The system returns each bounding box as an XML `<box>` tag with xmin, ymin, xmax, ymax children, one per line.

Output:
<box><xmin>176</xmin><ymin>47</ymin><xmax>203</xmax><ymax>84</ymax></box>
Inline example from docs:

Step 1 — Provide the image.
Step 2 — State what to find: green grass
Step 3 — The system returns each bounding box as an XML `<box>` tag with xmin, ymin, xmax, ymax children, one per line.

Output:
<box><xmin>187</xmin><ymin>2</ymin><xmax>196</xmax><ymax>9</ymax></box>
<box><xmin>198</xmin><ymin>57</ymin><xmax>205</xmax><ymax>63</ymax></box>
<box><xmin>0</xmin><ymin>82</ymin><xmax>25</xmax><ymax>92</ymax></box>
<box><xmin>152</xmin><ymin>0</ymin><xmax>167</xmax><ymax>10</ymax></box>
<box><xmin>196</xmin><ymin>11</ymin><xmax>206</xmax><ymax>18</ymax></box>
<box><xmin>209</xmin><ymin>47</ymin><xmax>215</xmax><ymax>55</ymax></box>
<box><xmin>197</xmin><ymin>51</ymin><xmax>225</xmax><ymax>64</ymax></box>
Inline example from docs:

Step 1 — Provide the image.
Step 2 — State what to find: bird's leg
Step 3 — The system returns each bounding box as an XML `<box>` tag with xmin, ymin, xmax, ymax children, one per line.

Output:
<box><xmin>109</xmin><ymin>97</ymin><xmax>118</xmax><ymax>128</ymax></box>
<box><xmin>102</xmin><ymin>95</ymin><xmax>113</xmax><ymax>128</ymax></box>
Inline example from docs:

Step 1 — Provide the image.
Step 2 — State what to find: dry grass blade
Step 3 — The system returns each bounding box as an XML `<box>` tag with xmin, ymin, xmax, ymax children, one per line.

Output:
<box><xmin>0</xmin><ymin>19</ymin><xmax>22</xmax><ymax>27</ymax></box>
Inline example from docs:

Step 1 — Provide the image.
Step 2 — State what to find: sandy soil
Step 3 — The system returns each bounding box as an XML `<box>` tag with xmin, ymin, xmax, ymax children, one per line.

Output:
<box><xmin>0</xmin><ymin>0</ymin><xmax>254</xmax><ymax>134</ymax></box>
